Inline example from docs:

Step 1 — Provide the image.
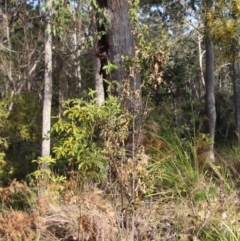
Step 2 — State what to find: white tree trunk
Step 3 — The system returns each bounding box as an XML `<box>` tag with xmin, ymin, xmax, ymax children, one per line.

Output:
<box><xmin>72</xmin><ymin>1</ymin><xmax>82</xmax><ymax>91</ymax></box>
<box><xmin>94</xmin><ymin>56</ymin><xmax>105</xmax><ymax>106</ymax></box>
<box><xmin>41</xmin><ymin>0</ymin><xmax>52</xmax><ymax>159</ymax></box>
<box><xmin>198</xmin><ymin>33</ymin><xmax>205</xmax><ymax>91</ymax></box>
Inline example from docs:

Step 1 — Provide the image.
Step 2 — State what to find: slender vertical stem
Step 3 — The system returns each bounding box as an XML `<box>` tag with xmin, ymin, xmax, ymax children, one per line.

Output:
<box><xmin>41</xmin><ymin>0</ymin><xmax>52</xmax><ymax>159</ymax></box>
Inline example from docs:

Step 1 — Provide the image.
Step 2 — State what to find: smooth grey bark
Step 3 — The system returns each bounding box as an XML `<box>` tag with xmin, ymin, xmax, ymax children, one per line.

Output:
<box><xmin>72</xmin><ymin>1</ymin><xmax>82</xmax><ymax>91</ymax></box>
<box><xmin>41</xmin><ymin>0</ymin><xmax>52</xmax><ymax>159</ymax></box>
<box><xmin>198</xmin><ymin>33</ymin><xmax>205</xmax><ymax>91</ymax></box>
<box><xmin>205</xmin><ymin>23</ymin><xmax>216</xmax><ymax>159</ymax></box>
<box><xmin>94</xmin><ymin>56</ymin><xmax>105</xmax><ymax>106</ymax></box>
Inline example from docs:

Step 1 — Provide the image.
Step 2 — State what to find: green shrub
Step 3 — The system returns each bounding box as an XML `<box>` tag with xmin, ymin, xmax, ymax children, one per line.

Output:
<box><xmin>51</xmin><ymin>91</ymin><xmax>132</xmax><ymax>183</ymax></box>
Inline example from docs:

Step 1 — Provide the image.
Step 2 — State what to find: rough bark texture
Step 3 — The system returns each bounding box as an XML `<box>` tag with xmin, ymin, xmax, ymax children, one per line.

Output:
<box><xmin>106</xmin><ymin>1</ymin><xmax>135</xmax><ymax>85</ymax></box>
<box><xmin>96</xmin><ymin>0</ymin><xmax>142</xmax><ymax>113</ymax></box>
<box><xmin>205</xmin><ymin>27</ymin><xmax>216</xmax><ymax>158</ymax></box>
<box><xmin>41</xmin><ymin>0</ymin><xmax>52</xmax><ymax>159</ymax></box>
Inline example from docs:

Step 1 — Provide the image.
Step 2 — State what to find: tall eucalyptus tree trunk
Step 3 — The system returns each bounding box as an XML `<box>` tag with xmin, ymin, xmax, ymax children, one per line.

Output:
<box><xmin>96</xmin><ymin>0</ymin><xmax>142</xmax><ymax>113</ymax></box>
<box><xmin>41</xmin><ymin>0</ymin><xmax>52</xmax><ymax>159</ymax></box>
<box><xmin>204</xmin><ymin>0</ymin><xmax>216</xmax><ymax>160</ymax></box>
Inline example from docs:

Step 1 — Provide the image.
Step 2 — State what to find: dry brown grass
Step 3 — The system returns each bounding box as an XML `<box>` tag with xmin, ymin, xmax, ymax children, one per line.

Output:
<box><xmin>0</xmin><ymin>185</ymin><xmax>118</xmax><ymax>241</ymax></box>
<box><xmin>0</xmin><ymin>180</ymin><xmax>240</xmax><ymax>241</ymax></box>
<box><xmin>0</xmin><ymin>179</ymin><xmax>28</xmax><ymax>204</ymax></box>
<box><xmin>0</xmin><ymin>210</ymin><xmax>36</xmax><ymax>241</ymax></box>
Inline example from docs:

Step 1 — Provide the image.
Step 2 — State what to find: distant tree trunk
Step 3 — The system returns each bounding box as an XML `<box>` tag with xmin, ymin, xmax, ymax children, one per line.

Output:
<box><xmin>96</xmin><ymin>0</ymin><xmax>142</xmax><ymax>113</ymax></box>
<box><xmin>72</xmin><ymin>1</ymin><xmax>82</xmax><ymax>93</ymax></box>
<box><xmin>204</xmin><ymin>1</ymin><xmax>216</xmax><ymax>160</ymax></box>
<box><xmin>41</xmin><ymin>0</ymin><xmax>52</xmax><ymax>159</ymax></box>
<box><xmin>205</xmin><ymin>33</ymin><xmax>216</xmax><ymax>142</ymax></box>
<box><xmin>234</xmin><ymin>61</ymin><xmax>240</xmax><ymax>145</ymax></box>
<box><xmin>4</xmin><ymin>1</ymin><xmax>14</xmax><ymax>112</ymax></box>
<box><xmin>198</xmin><ymin>33</ymin><xmax>205</xmax><ymax>92</ymax></box>
<box><xmin>91</xmin><ymin>10</ymin><xmax>105</xmax><ymax>105</ymax></box>
<box><xmin>94</xmin><ymin>56</ymin><xmax>105</xmax><ymax>105</ymax></box>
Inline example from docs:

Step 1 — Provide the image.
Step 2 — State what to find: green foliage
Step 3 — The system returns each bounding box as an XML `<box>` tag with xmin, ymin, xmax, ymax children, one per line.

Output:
<box><xmin>102</xmin><ymin>61</ymin><xmax>118</xmax><ymax>75</ymax></box>
<box><xmin>0</xmin><ymin>98</ymin><xmax>11</xmax><ymax>185</ymax></box>
<box><xmin>146</xmin><ymin>134</ymin><xmax>203</xmax><ymax>196</ymax></box>
<box><xmin>51</xmin><ymin>92</ymin><xmax>132</xmax><ymax>183</ymax></box>
<box><xmin>201</xmin><ymin>221</ymin><xmax>240</xmax><ymax>241</ymax></box>
<box><xmin>31</xmin><ymin>156</ymin><xmax>66</xmax><ymax>195</ymax></box>
<box><xmin>192</xmin><ymin>185</ymin><xmax>217</xmax><ymax>204</ymax></box>
<box><xmin>125</xmin><ymin>0</ymin><xmax>169</xmax><ymax>96</ymax></box>
<box><xmin>203</xmin><ymin>0</ymin><xmax>240</xmax><ymax>61</ymax></box>
<box><xmin>6</xmin><ymin>93</ymin><xmax>41</xmax><ymax>142</ymax></box>
<box><xmin>32</xmin><ymin>156</ymin><xmax>57</xmax><ymax>179</ymax></box>
<box><xmin>51</xmin><ymin>0</ymin><xmax>73</xmax><ymax>35</ymax></box>
<box><xmin>0</xmin><ymin>155</ymin><xmax>13</xmax><ymax>187</ymax></box>
<box><xmin>0</xmin><ymin>98</ymin><xmax>9</xmax><ymax>148</ymax></box>
<box><xmin>0</xmin><ymin>92</ymin><xmax>42</xmax><ymax>185</ymax></box>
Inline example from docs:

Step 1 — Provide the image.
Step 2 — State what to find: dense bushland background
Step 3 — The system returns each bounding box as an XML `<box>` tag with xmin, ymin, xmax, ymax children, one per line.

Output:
<box><xmin>1</xmin><ymin>0</ymin><xmax>240</xmax><ymax>240</ymax></box>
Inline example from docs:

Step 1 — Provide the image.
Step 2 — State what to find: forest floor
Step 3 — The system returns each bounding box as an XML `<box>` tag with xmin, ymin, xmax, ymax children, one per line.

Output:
<box><xmin>1</xmin><ymin>177</ymin><xmax>240</xmax><ymax>241</ymax></box>
<box><xmin>1</xmin><ymin>137</ymin><xmax>240</xmax><ymax>241</ymax></box>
